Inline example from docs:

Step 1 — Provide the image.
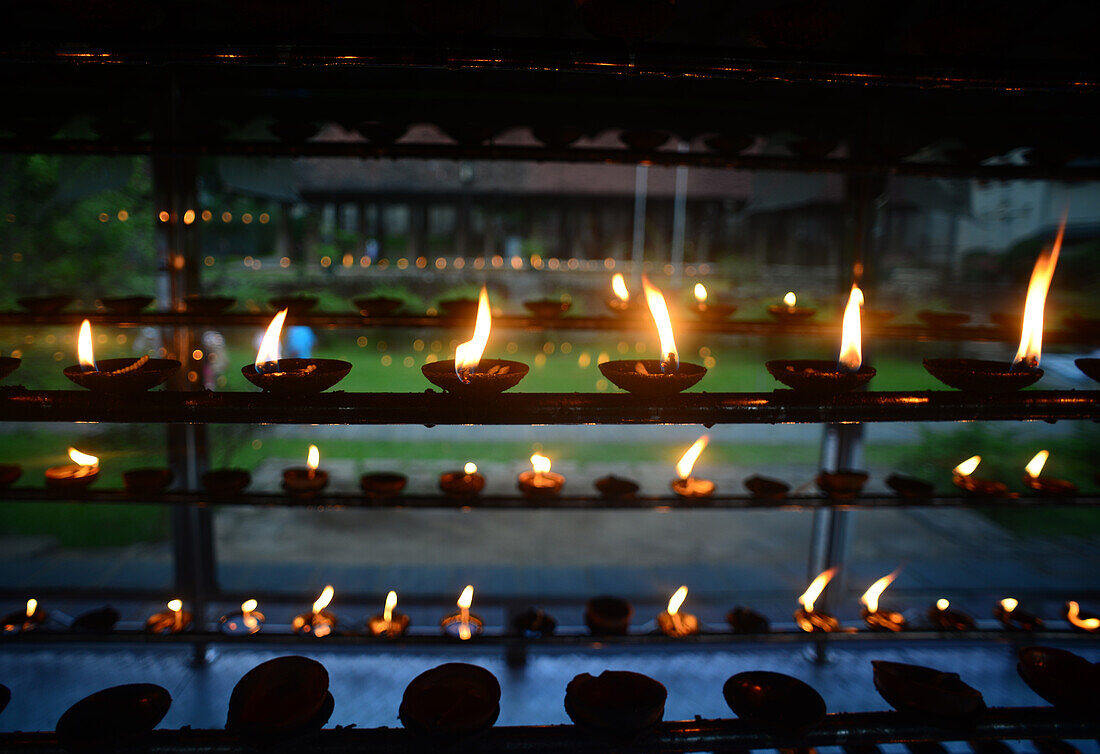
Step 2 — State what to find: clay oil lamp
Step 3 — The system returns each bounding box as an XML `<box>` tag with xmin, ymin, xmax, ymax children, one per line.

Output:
<box><xmin>0</xmin><ymin>356</ymin><xmax>19</xmax><ymax>382</ymax></box>
<box><xmin>606</xmin><ymin>272</ymin><xmax>642</xmax><ymax>316</ymax></box>
<box><xmin>293</xmin><ymin>585</ymin><xmax>337</xmax><ymax>637</ymax></box>
<box><xmin>437</xmin><ymin>297</ymin><xmax>480</xmax><ymax>319</ymax></box>
<box><xmin>353</xmin><ymin>296</ymin><xmax>403</xmax><ymax>318</ymax></box>
<box><xmin>723</xmin><ymin>671</ymin><xmax>826</xmax><ymax>736</ymax></box>
<box><xmin>691</xmin><ymin>283</ymin><xmax>736</xmax><ymax>321</ymax></box>
<box><xmin>101</xmin><ymin>295</ymin><xmax>154</xmax><ymax>314</ymax></box>
<box><xmin>872</xmin><ymin>660</ymin><xmax>986</xmax><ymax>720</ymax></box>
<box><xmin>440</xmin><ymin>462</ymin><xmax>485</xmax><ymax>498</ymax></box>
<box><xmin>670</xmin><ymin>435</ymin><xmax>715</xmax><ymax>499</ymax></box>
<box><xmin>726</xmin><ymin>606</ymin><xmax>770</xmax><ymax>634</ymax></box>
<box><xmin>1063</xmin><ymin>600</ymin><xmax>1100</xmax><ymax>633</ymax></box>
<box><xmin>917</xmin><ymin>310</ymin><xmax>971</xmax><ymax>328</ymax></box>
<box><xmin>1023</xmin><ymin>450</ymin><xmax>1077</xmax><ymax>496</ymax></box>
<box><xmin>564</xmin><ymin>670</ymin><xmax>667</xmax><ymax>738</ymax></box>
<box><xmin>422</xmin><ymin>286</ymin><xmax>529</xmax><ymax>396</ymax></box>
<box><xmin>1075</xmin><ymin>357</ymin><xmax>1100</xmax><ymax>383</ymax></box>
<box><xmin>368</xmin><ymin>590</ymin><xmax>410</xmax><ymax>637</ymax></box>
<box><xmin>2</xmin><ymin>598</ymin><xmax>47</xmax><ymax>634</ymax></box>
<box><xmin>267</xmin><ymin>295</ymin><xmax>318</xmax><ymax>315</ymax></box>
<box><xmin>1016</xmin><ymin>646</ymin><xmax>1100</xmax><ymax>713</ymax></box>
<box><xmin>399</xmin><ymin>663</ymin><xmax>501</xmax><ymax>740</ymax></box>
<box><xmin>0</xmin><ymin>464</ymin><xmax>22</xmax><ymax>489</ymax></box>
<box><xmin>202</xmin><ymin>468</ymin><xmax>251</xmax><ymax>496</ymax></box>
<box><xmin>45</xmin><ymin>447</ymin><xmax>100</xmax><ymax>490</ymax></box>
<box><xmin>218</xmin><ymin>599</ymin><xmax>264</xmax><ymax>636</ymax></box>
<box><xmin>599</xmin><ymin>276</ymin><xmax>707</xmax><ymax>395</ymax></box>
<box><xmin>744</xmin><ymin>475</ymin><xmax>789</xmax><ymax>501</ymax></box>
<box><xmin>860</xmin><ymin>567</ymin><xmax>907</xmax><ymax>632</ymax></box>
<box><xmin>226</xmin><ymin>656</ymin><xmax>333</xmax><ymax>738</ymax></box>
<box><xmin>886</xmin><ymin>473</ymin><xmax>934</xmax><ymax>500</ymax></box>
<box><xmin>517</xmin><ymin>452</ymin><xmax>565</xmax><ymax>498</ymax></box>
<box><xmin>928</xmin><ymin>598</ymin><xmax>976</xmax><ymax>631</ymax></box>
<box><xmin>657</xmin><ymin>585</ymin><xmax>699</xmax><ymax>637</ymax></box>
<box><xmin>441</xmin><ymin>585</ymin><xmax>482</xmax><ymax>640</ymax></box>
<box><xmin>925</xmin><ymin>220</ymin><xmax>1064</xmax><ymax>392</ymax></box>
<box><xmin>524</xmin><ymin>298</ymin><xmax>571</xmax><ymax>318</ymax></box>
<box><xmin>952</xmin><ymin>455</ymin><xmax>1007</xmax><ymax>496</ymax></box>
<box><xmin>282</xmin><ymin>444</ymin><xmax>328</xmax><ymax>498</ymax></box>
<box><xmin>64</xmin><ymin>319</ymin><xmax>179</xmax><ymax>393</ymax></box>
<box><xmin>56</xmin><ymin>683</ymin><xmax>171</xmax><ymax>751</ymax></box>
<box><xmin>16</xmin><ymin>294</ymin><xmax>72</xmax><ymax>314</ymax></box>
<box><xmin>585</xmin><ymin>595</ymin><xmax>633</xmax><ymax>635</ymax></box>
<box><xmin>594</xmin><ymin>474</ymin><xmax>639</xmax><ymax>499</ymax></box>
<box><xmin>243</xmin><ymin>309</ymin><xmax>351</xmax><ymax>394</ymax></box>
<box><xmin>71</xmin><ymin>606</ymin><xmax>120</xmax><ymax>632</ymax></box>
<box><xmin>512</xmin><ymin>607</ymin><xmax>557</xmax><ymax>637</ymax></box>
<box><xmin>795</xmin><ymin>567</ymin><xmax>841</xmax><ymax>632</ymax></box>
<box><xmin>768</xmin><ymin>291</ymin><xmax>816</xmax><ymax>324</ymax></box>
<box><xmin>767</xmin><ymin>284</ymin><xmax>875</xmax><ymax>393</ymax></box>
<box><xmin>816</xmin><ymin>469</ymin><xmax>869</xmax><ymax>500</ymax></box>
<box><xmin>123</xmin><ymin>468</ymin><xmax>174</xmax><ymax>495</ymax></box>
<box><xmin>145</xmin><ymin>599</ymin><xmax>191</xmax><ymax>634</ymax></box>
<box><xmin>182</xmin><ymin>295</ymin><xmax>235</xmax><ymax>314</ymax></box>
<box><xmin>360</xmin><ymin>471</ymin><xmax>407</xmax><ymax>499</ymax></box>
<box><xmin>994</xmin><ymin>597</ymin><xmax>1044</xmax><ymax>631</ymax></box>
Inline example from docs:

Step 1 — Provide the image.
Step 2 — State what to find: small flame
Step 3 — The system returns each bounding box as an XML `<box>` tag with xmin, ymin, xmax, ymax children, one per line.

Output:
<box><xmin>312</xmin><ymin>585</ymin><xmax>334</xmax><ymax>614</ymax></box>
<box><xmin>454</xmin><ymin>286</ymin><xmax>492</xmax><ymax>379</ymax></box>
<box><xmin>255</xmin><ymin>309</ymin><xmax>287</xmax><ymax>370</ymax></box>
<box><xmin>457</xmin><ymin>584</ymin><xmax>474</xmax><ymax>610</ymax></box>
<box><xmin>642</xmin><ymin>276</ymin><xmax>678</xmax><ymax>372</ymax></box>
<box><xmin>26</xmin><ymin>598</ymin><xmax>37</xmax><ymax>617</ymax></box>
<box><xmin>68</xmin><ymin>447</ymin><xmax>99</xmax><ymax>467</ymax></box>
<box><xmin>463</xmin><ymin>462</ymin><xmax>478</xmax><ymax>475</ymax></box>
<box><xmin>167</xmin><ymin>599</ymin><xmax>183</xmax><ymax>612</ymax></box>
<box><xmin>667</xmin><ymin>585</ymin><xmax>688</xmax><ymax>616</ymax></box>
<box><xmin>241</xmin><ymin>599</ymin><xmax>257</xmax><ymax>613</ymax></box>
<box><xmin>307</xmin><ymin>445</ymin><xmax>320</xmax><ymax>471</ymax></box>
<box><xmin>77</xmin><ymin>319</ymin><xmax>97</xmax><ymax>371</ymax></box>
<box><xmin>1013</xmin><ymin>216</ymin><xmax>1065</xmax><ymax>371</ymax></box>
<box><xmin>612</xmin><ymin>273</ymin><xmax>630</xmax><ymax>302</ymax></box>
<box><xmin>937</xmin><ymin>598</ymin><xmax>950</xmax><ymax>611</ymax></box>
<box><xmin>676</xmin><ymin>435</ymin><xmax>709</xmax><ymax>480</ymax></box>
<box><xmin>1025</xmin><ymin>450</ymin><xmax>1048</xmax><ymax>478</ymax></box>
<box><xmin>954</xmin><ymin>455</ymin><xmax>981</xmax><ymax>477</ymax></box>
<box><xmin>838</xmin><ymin>285</ymin><xmax>864</xmax><ymax>372</ymax></box>
<box><xmin>1066</xmin><ymin>601</ymin><xmax>1100</xmax><ymax>630</ymax></box>
<box><xmin>799</xmin><ymin>567</ymin><xmax>838</xmax><ymax>613</ymax></box>
<box><xmin>1001</xmin><ymin>597</ymin><xmax>1018</xmax><ymax>612</ymax></box>
<box><xmin>860</xmin><ymin>566</ymin><xmax>902</xmax><ymax>614</ymax></box>
<box><xmin>694</xmin><ymin>284</ymin><xmax>707</xmax><ymax>303</ymax></box>
<box><xmin>384</xmin><ymin>590</ymin><xmax>397</xmax><ymax>623</ymax></box>
<box><xmin>531</xmin><ymin>453</ymin><xmax>551</xmax><ymax>474</ymax></box>
<box><xmin>784</xmin><ymin>292</ymin><xmax>797</xmax><ymax>308</ymax></box>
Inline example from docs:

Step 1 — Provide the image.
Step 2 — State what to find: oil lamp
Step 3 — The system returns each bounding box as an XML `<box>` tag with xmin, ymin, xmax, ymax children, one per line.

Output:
<box><xmin>0</xmin><ymin>356</ymin><xmax>20</xmax><ymax>382</ymax></box>
<box><xmin>145</xmin><ymin>599</ymin><xmax>191</xmax><ymax>634</ymax></box>
<box><xmin>1076</xmin><ymin>357</ymin><xmax>1100</xmax><ymax>384</ymax></box>
<box><xmin>606</xmin><ymin>272</ymin><xmax>639</xmax><ymax>315</ymax></box>
<box><xmin>816</xmin><ymin>469</ymin><xmax>869</xmax><ymax>500</ymax></box>
<box><xmin>360</xmin><ymin>471</ymin><xmax>408</xmax><ymax>499</ymax></box>
<box><xmin>399</xmin><ymin>663</ymin><xmax>501</xmax><ymax>739</ymax></box>
<box><xmin>202</xmin><ymin>468</ymin><xmax>251</xmax><ymax>496</ymax></box>
<box><xmin>524</xmin><ymin>298</ymin><xmax>571</xmax><ymax>318</ymax></box>
<box><xmin>691</xmin><ymin>283</ymin><xmax>736</xmax><ymax>321</ymax></box>
<box><xmin>743</xmin><ymin>475</ymin><xmax>789</xmax><ymax>500</ymax></box>
<box><xmin>585</xmin><ymin>595</ymin><xmax>633</xmax><ymax>635</ymax></box>
<box><xmin>0</xmin><ymin>464</ymin><xmax>22</xmax><ymax>489</ymax></box>
<box><xmin>517</xmin><ymin>452</ymin><xmax>565</xmax><ymax>498</ymax></box>
<box><xmin>45</xmin><ymin>447</ymin><xmax>100</xmax><ymax>490</ymax></box>
<box><xmin>670</xmin><ymin>435</ymin><xmax>715</xmax><ymax>498</ymax></box>
<box><xmin>768</xmin><ymin>291</ymin><xmax>816</xmax><ymax>323</ymax></box>
<box><xmin>599</xmin><ymin>276</ymin><xmax>707</xmax><ymax>396</ymax></box>
<box><xmin>512</xmin><ymin>607</ymin><xmax>557</xmax><ymax>637</ymax></box>
<box><xmin>354</xmin><ymin>296</ymin><xmax>403</xmax><ymax>318</ymax></box>
<box><xmin>657</xmin><ymin>585</ymin><xmax>699</xmax><ymax>637</ymax></box>
<box><xmin>1063</xmin><ymin>600</ymin><xmax>1100</xmax><ymax>633</ymax></box>
<box><xmin>594</xmin><ymin>474</ymin><xmax>639</xmax><ymax>499</ymax></box>
<box><xmin>422</xmin><ymin>286</ymin><xmax>529</xmax><ymax>395</ymax></box>
<box><xmin>726</xmin><ymin>606</ymin><xmax>770</xmax><ymax>633</ymax></box>
<box><xmin>441</xmin><ymin>585</ymin><xmax>482</xmax><ymax>639</ymax></box>
<box><xmin>122</xmin><ymin>468</ymin><xmax>174</xmax><ymax>495</ymax></box>
<box><xmin>64</xmin><ymin>319</ymin><xmax>179</xmax><ymax>393</ymax></box>
<box><xmin>927</xmin><ymin>598</ymin><xmax>976</xmax><ymax>631</ymax></box>
<box><xmin>1023</xmin><ymin>450</ymin><xmax>1077</xmax><ymax>496</ymax></box>
<box><xmin>860</xmin><ymin>567</ymin><xmax>907</xmax><ymax>631</ymax></box>
<box><xmin>219</xmin><ymin>599</ymin><xmax>264</xmax><ymax>635</ymax></box>
<box><xmin>17</xmin><ymin>294</ymin><xmax>72</xmax><ymax>314</ymax></box>
<box><xmin>439</xmin><ymin>462</ymin><xmax>485</xmax><ymax>498</ymax></box>
<box><xmin>925</xmin><ymin>218</ymin><xmax>1064</xmax><ymax>391</ymax></box>
<box><xmin>368</xmin><ymin>590</ymin><xmax>410</xmax><ymax>637</ymax></box>
<box><xmin>795</xmin><ymin>567</ymin><xmax>841</xmax><ymax>632</ymax></box>
<box><xmin>1</xmin><ymin>599</ymin><xmax>47</xmax><ymax>634</ymax></box>
<box><xmin>767</xmin><ymin>285</ymin><xmax>875</xmax><ymax>392</ymax></box>
<box><xmin>952</xmin><ymin>455</ymin><xmax>1007</xmax><ymax>496</ymax></box>
<box><xmin>565</xmin><ymin>670</ymin><xmax>667</xmax><ymax>738</ymax></box>
<box><xmin>242</xmin><ymin>309</ymin><xmax>351</xmax><ymax>394</ymax></box>
<box><xmin>183</xmin><ymin>295</ymin><xmax>235</xmax><ymax>314</ymax></box>
<box><xmin>101</xmin><ymin>295</ymin><xmax>154</xmax><ymax>314</ymax></box>
<box><xmin>226</xmin><ymin>656</ymin><xmax>332</xmax><ymax>737</ymax></box>
<box><xmin>886</xmin><ymin>473</ymin><xmax>934</xmax><ymax>499</ymax></box>
<box><xmin>293</xmin><ymin>585</ymin><xmax>337</xmax><ymax>636</ymax></box>
<box><xmin>994</xmin><ymin>597</ymin><xmax>1044</xmax><ymax>631</ymax></box>
<box><xmin>268</xmin><ymin>295</ymin><xmax>319</xmax><ymax>315</ymax></box>
<box><xmin>283</xmin><ymin>445</ymin><xmax>328</xmax><ymax>497</ymax></box>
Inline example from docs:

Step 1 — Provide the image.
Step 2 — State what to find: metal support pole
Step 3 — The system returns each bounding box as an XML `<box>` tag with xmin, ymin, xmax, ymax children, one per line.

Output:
<box><xmin>631</xmin><ymin>163</ymin><xmax>648</xmax><ymax>278</ymax></box>
<box><xmin>670</xmin><ymin>141</ymin><xmax>690</xmax><ymax>282</ymax></box>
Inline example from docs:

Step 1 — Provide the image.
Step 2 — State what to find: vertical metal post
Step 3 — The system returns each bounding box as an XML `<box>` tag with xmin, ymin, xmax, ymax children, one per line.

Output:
<box><xmin>670</xmin><ymin>141</ymin><xmax>690</xmax><ymax>282</ymax></box>
<box><xmin>631</xmin><ymin>164</ymin><xmax>648</xmax><ymax>277</ymax></box>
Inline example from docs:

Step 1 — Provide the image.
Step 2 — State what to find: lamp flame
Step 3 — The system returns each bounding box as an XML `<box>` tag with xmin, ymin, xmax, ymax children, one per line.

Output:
<box><xmin>457</xmin><ymin>585</ymin><xmax>474</xmax><ymax>610</ymax></box>
<box><xmin>531</xmin><ymin>453</ymin><xmax>551</xmax><ymax>474</ymax></box>
<box><xmin>26</xmin><ymin>598</ymin><xmax>36</xmax><ymax>617</ymax></box>
<box><xmin>68</xmin><ymin>447</ymin><xmax>99</xmax><ymax>467</ymax></box>
<box><xmin>954</xmin><ymin>455</ymin><xmax>981</xmax><ymax>477</ymax></box>
<box><xmin>694</xmin><ymin>284</ymin><xmax>707</xmax><ymax>303</ymax></box>
<box><xmin>384</xmin><ymin>590</ymin><xmax>397</xmax><ymax>623</ymax></box>
<box><xmin>1025</xmin><ymin>450</ymin><xmax>1048</xmax><ymax>478</ymax></box>
<box><xmin>676</xmin><ymin>435</ymin><xmax>709</xmax><ymax>480</ymax></box>
<box><xmin>1001</xmin><ymin>597</ymin><xmax>1018</xmax><ymax>612</ymax></box>
<box><xmin>77</xmin><ymin>319</ymin><xmax>97</xmax><ymax>371</ymax></box>
<box><xmin>1066</xmin><ymin>601</ymin><xmax>1100</xmax><ymax>630</ymax></box>
<box><xmin>642</xmin><ymin>276</ymin><xmax>679</xmax><ymax>372</ymax></box>
<box><xmin>937</xmin><ymin>598</ymin><xmax>950</xmax><ymax>611</ymax></box>
<box><xmin>255</xmin><ymin>309</ymin><xmax>287</xmax><ymax>371</ymax></box>
<box><xmin>838</xmin><ymin>285</ymin><xmax>864</xmax><ymax>373</ymax></box>
<box><xmin>307</xmin><ymin>445</ymin><xmax>320</xmax><ymax>471</ymax></box>
<box><xmin>784</xmin><ymin>292</ymin><xmax>797</xmax><ymax>308</ymax></box>
<box><xmin>1013</xmin><ymin>216</ymin><xmax>1065</xmax><ymax>371</ymax></box>
<box><xmin>454</xmin><ymin>286</ymin><xmax>491</xmax><ymax>380</ymax></box>
<box><xmin>667</xmin><ymin>585</ymin><xmax>688</xmax><ymax>616</ymax></box>
<box><xmin>612</xmin><ymin>273</ymin><xmax>630</xmax><ymax>302</ymax></box>
<box><xmin>463</xmin><ymin>462</ymin><xmax>478</xmax><ymax>475</ymax></box>
<box><xmin>241</xmin><ymin>599</ymin><xmax>257</xmax><ymax>613</ymax></box>
<box><xmin>167</xmin><ymin>599</ymin><xmax>182</xmax><ymax>612</ymax></box>
<box><xmin>312</xmin><ymin>585</ymin><xmax>334</xmax><ymax>614</ymax></box>
<box><xmin>860</xmin><ymin>566</ymin><xmax>902</xmax><ymax>614</ymax></box>
<box><xmin>799</xmin><ymin>567</ymin><xmax>838</xmax><ymax>613</ymax></box>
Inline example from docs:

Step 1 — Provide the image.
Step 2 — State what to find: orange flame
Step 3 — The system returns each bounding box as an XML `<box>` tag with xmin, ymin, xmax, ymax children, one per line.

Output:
<box><xmin>1025</xmin><ymin>450</ymin><xmax>1048</xmax><ymax>478</ymax></box>
<box><xmin>457</xmin><ymin>584</ymin><xmax>474</xmax><ymax>610</ymax></box>
<box><xmin>954</xmin><ymin>455</ymin><xmax>981</xmax><ymax>477</ymax></box>
<box><xmin>1000</xmin><ymin>597</ymin><xmax>1018</xmax><ymax>612</ymax></box>
<box><xmin>799</xmin><ymin>567</ymin><xmax>838</xmax><ymax>612</ymax></box>
<box><xmin>784</xmin><ymin>292</ymin><xmax>797</xmax><ymax>308</ymax></box>
<box><xmin>384</xmin><ymin>590</ymin><xmax>397</xmax><ymax>623</ymax></box>
<box><xmin>255</xmin><ymin>309</ymin><xmax>287</xmax><ymax>370</ymax></box>
<box><xmin>68</xmin><ymin>447</ymin><xmax>99</xmax><ymax>467</ymax></box>
<box><xmin>463</xmin><ymin>462</ymin><xmax>478</xmax><ymax>475</ymax></box>
<box><xmin>860</xmin><ymin>566</ymin><xmax>902</xmax><ymax>613</ymax></box>
<box><xmin>1066</xmin><ymin>601</ymin><xmax>1100</xmax><ymax>630</ymax></box>
<box><xmin>26</xmin><ymin>598</ymin><xmax>37</xmax><ymax>618</ymax></box>
<box><xmin>312</xmin><ymin>585</ymin><xmax>334</xmax><ymax>614</ymax></box>
<box><xmin>694</xmin><ymin>284</ymin><xmax>707</xmax><ymax>303</ymax></box>
<box><xmin>667</xmin><ymin>585</ymin><xmax>688</xmax><ymax>616</ymax></box>
<box><xmin>1013</xmin><ymin>216</ymin><xmax>1065</xmax><ymax>370</ymax></box>
<box><xmin>241</xmin><ymin>599</ymin><xmax>257</xmax><ymax>614</ymax></box>
<box><xmin>78</xmin><ymin>319</ymin><xmax>97</xmax><ymax>371</ymax></box>
<box><xmin>936</xmin><ymin>598</ymin><xmax>950</xmax><ymax>611</ymax></box>
<box><xmin>167</xmin><ymin>599</ymin><xmax>183</xmax><ymax>612</ymax></box>
<box><xmin>307</xmin><ymin>445</ymin><xmax>320</xmax><ymax>471</ymax></box>
<box><xmin>642</xmin><ymin>276</ymin><xmax>678</xmax><ymax>371</ymax></box>
<box><xmin>455</xmin><ymin>286</ymin><xmax>491</xmax><ymax>379</ymax></box>
<box><xmin>531</xmin><ymin>453</ymin><xmax>551</xmax><ymax>474</ymax></box>
<box><xmin>838</xmin><ymin>285</ymin><xmax>864</xmax><ymax>372</ymax></box>
<box><xmin>611</xmin><ymin>273</ymin><xmax>630</xmax><ymax>302</ymax></box>
<box><xmin>676</xmin><ymin>435</ymin><xmax>709</xmax><ymax>479</ymax></box>
<box><xmin>457</xmin><ymin>584</ymin><xmax>474</xmax><ymax>640</ymax></box>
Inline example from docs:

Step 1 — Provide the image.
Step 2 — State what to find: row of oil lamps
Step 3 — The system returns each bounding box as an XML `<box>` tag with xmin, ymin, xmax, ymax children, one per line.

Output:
<box><xmin>0</xmin><ymin>220</ymin><xmax>1087</xmax><ymax>397</ymax></box>
<box><xmin>6</xmin><ymin>576</ymin><xmax>1098</xmax><ymax>638</ymax></box>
